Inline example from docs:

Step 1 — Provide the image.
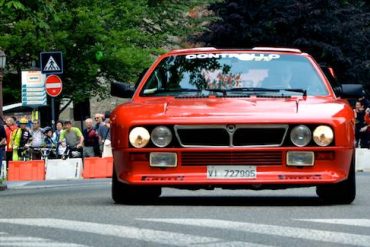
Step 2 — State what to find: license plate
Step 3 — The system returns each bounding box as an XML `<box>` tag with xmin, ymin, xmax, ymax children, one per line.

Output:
<box><xmin>207</xmin><ymin>166</ymin><xmax>257</xmax><ymax>179</ymax></box>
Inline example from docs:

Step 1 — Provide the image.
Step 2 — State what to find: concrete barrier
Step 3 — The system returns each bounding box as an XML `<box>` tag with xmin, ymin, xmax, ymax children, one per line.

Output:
<box><xmin>45</xmin><ymin>158</ymin><xmax>83</xmax><ymax>180</ymax></box>
<box><xmin>356</xmin><ymin>148</ymin><xmax>370</xmax><ymax>172</ymax></box>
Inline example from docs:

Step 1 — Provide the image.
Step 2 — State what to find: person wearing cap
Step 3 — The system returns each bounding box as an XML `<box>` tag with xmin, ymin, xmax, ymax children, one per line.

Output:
<box><xmin>59</xmin><ymin>121</ymin><xmax>84</xmax><ymax>155</ymax></box>
<box><xmin>11</xmin><ymin>117</ymin><xmax>31</xmax><ymax>161</ymax></box>
<box><xmin>43</xmin><ymin>127</ymin><xmax>56</xmax><ymax>147</ymax></box>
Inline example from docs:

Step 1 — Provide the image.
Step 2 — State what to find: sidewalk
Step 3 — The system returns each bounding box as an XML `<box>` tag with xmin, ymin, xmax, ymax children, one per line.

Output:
<box><xmin>4</xmin><ymin>178</ymin><xmax>110</xmax><ymax>190</ymax></box>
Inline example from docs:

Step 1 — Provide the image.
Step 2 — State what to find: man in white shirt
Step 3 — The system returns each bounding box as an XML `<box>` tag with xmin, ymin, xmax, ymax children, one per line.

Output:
<box><xmin>30</xmin><ymin>120</ymin><xmax>44</xmax><ymax>160</ymax></box>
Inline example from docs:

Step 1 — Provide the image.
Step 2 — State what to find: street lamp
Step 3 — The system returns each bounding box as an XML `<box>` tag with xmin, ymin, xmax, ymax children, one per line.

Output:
<box><xmin>0</xmin><ymin>50</ymin><xmax>6</xmax><ymax>119</ymax></box>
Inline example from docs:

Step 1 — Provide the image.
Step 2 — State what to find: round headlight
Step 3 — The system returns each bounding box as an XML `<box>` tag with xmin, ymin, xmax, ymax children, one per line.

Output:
<box><xmin>151</xmin><ymin>126</ymin><xmax>172</xmax><ymax>147</ymax></box>
<box><xmin>290</xmin><ymin>125</ymin><xmax>312</xmax><ymax>147</ymax></box>
<box><xmin>129</xmin><ymin>127</ymin><xmax>150</xmax><ymax>148</ymax></box>
<box><xmin>313</xmin><ymin>125</ymin><xmax>334</xmax><ymax>146</ymax></box>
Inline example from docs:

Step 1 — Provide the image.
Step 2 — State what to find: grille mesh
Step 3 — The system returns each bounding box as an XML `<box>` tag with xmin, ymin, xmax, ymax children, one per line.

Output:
<box><xmin>175</xmin><ymin>125</ymin><xmax>287</xmax><ymax>147</ymax></box>
<box><xmin>181</xmin><ymin>151</ymin><xmax>283</xmax><ymax>166</ymax></box>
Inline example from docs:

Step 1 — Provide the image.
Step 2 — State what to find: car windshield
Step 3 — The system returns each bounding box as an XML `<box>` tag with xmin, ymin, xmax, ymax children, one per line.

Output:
<box><xmin>140</xmin><ymin>53</ymin><xmax>329</xmax><ymax>97</ymax></box>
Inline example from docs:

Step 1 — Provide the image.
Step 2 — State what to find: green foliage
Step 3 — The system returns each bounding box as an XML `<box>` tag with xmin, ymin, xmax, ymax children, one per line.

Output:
<box><xmin>0</xmin><ymin>0</ymin><xmax>216</xmax><ymax>103</ymax></box>
<box><xmin>199</xmin><ymin>0</ymin><xmax>370</xmax><ymax>89</ymax></box>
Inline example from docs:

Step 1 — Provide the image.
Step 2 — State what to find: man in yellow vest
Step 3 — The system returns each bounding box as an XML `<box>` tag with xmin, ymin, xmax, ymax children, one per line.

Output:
<box><xmin>11</xmin><ymin>118</ymin><xmax>31</xmax><ymax>161</ymax></box>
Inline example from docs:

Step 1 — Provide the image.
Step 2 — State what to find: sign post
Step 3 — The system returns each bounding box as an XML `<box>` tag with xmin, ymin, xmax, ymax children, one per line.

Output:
<box><xmin>40</xmin><ymin>51</ymin><xmax>63</xmax><ymax>128</ymax></box>
<box><xmin>45</xmin><ymin>75</ymin><xmax>63</xmax><ymax>128</ymax></box>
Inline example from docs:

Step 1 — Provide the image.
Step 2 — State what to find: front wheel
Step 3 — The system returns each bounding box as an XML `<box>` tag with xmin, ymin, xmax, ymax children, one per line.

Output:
<box><xmin>112</xmin><ymin>168</ymin><xmax>161</xmax><ymax>204</ymax></box>
<box><xmin>316</xmin><ymin>157</ymin><xmax>356</xmax><ymax>204</ymax></box>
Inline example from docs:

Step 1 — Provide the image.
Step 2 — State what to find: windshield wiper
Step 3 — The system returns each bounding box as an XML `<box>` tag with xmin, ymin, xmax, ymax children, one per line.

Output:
<box><xmin>279</xmin><ymin>88</ymin><xmax>307</xmax><ymax>97</ymax></box>
<box><xmin>229</xmin><ymin>87</ymin><xmax>280</xmax><ymax>93</ymax></box>
<box><xmin>203</xmin><ymin>88</ymin><xmax>228</xmax><ymax>96</ymax></box>
<box><xmin>230</xmin><ymin>87</ymin><xmax>307</xmax><ymax>97</ymax></box>
<box><xmin>158</xmin><ymin>88</ymin><xmax>201</xmax><ymax>92</ymax></box>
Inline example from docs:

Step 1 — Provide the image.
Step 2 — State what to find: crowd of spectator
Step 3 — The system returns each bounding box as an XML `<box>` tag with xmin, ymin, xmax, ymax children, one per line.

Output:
<box><xmin>0</xmin><ymin>111</ymin><xmax>111</xmax><ymax>171</ymax></box>
<box><xmin>354</xmin><ymin>96</ymin><xmax>370</xmax><ymax>148</ymax></box>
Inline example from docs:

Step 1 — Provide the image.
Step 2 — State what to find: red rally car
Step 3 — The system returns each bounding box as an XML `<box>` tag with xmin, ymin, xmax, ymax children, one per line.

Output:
<box><xmin>110</xmin><ymin>47</ymin><xmax>363</xmax><ymax>204</ymax></box>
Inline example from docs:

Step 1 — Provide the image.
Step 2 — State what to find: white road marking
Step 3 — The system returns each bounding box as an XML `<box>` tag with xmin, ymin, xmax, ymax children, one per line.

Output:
<box><xmin>192</xmin><ymin>242</ymin><xmax>274</xmax><ymax>247</ymax></box>
<box><xmin>140</xmin><ymin>218</ymin><xmax>370</xmax><ymax>247</ymax></box>
<box><xmin>296</xmin><ymin>219</ymin><xmax>370</xmax><ymax>228</ymax></box>
<box><xmin>0</xmin><ymin>219</ymin><xmax>258</xmax><ymax>247</ymax></box>
<box><xmin>0</xmin><ymin>243</ymin><xmax>84</xmax><ymax>247</ymax></box>
<box><xmin>0</xmin><ymin>231</ymin><xmax>86</xmax><ymax>247</ymax></box>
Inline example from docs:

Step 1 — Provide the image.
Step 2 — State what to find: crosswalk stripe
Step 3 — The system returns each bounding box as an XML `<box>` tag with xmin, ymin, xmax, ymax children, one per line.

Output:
<box><xmin>0</xmin><ymin>243</ymin><xmax>84</xmax><ymax>247</ymax></box>
<box><xmin>140</xmin><ymin>218</ymin><xmax>370</xmax><ymax>247</ymax></box>
<box><xmin>296</xmin><ymin>219</ymin><xmax>370</xmax><ymax>227</ymax></box>
<box><xmin>0</xmin><ymin>236</ymin><xmax>48</xmax><ymax>241</ymax></box>
<box><xmin>0</xmin><ymin>231</ymin><xmax>86</xmax><ymax>247</ymax></box>
<box><xmin>192</xmin><ymin>241</ymin><xmax>274</xmax><ymax>247</ymax></box>
<box><xmin>0</xmin><ymin>218</ymin><xmax>255</xmax><ymax>246</ymax></box>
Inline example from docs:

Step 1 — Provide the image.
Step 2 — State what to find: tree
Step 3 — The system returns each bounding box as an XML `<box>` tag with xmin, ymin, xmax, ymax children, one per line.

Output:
<box><xmin>0</xmin><ymin>0</ymin><xmax>216</xmax><ymax>106</ymax></box>
<box><xmin>198</xmin><ymin>0</ymin><xmax>370</xmax><ymax>89</ymax></box>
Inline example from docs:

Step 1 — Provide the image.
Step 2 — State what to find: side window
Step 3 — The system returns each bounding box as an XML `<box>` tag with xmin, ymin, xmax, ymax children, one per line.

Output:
<box><xmin>135</xmin><ymin>68</ymin><xmax>148</xmax><ymax>89</ymax></box>
<box><xmin>320</xmin><ymin>65</ymin><xmax>340</xmax><ymax>89</ymax></box>
<box><xmin>142</xmin><ymin>69</ymin><xmax>167</xmax><ymax>94</ymax></box>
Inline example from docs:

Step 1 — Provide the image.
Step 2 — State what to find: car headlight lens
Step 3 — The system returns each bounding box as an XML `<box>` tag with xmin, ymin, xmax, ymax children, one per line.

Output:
<box><xmin>129</xmin><ymin>127</ymin><xmax>150</xmax><ymax>148</ymax></box>
<box><xmin>151</xmin><ymin>126</ymin><xmax>172</xmax><ymax>147</ymax></box>
<box><xmin>313</xmin><ymin>125</ymin><xmax>334</xmax><ymax>146</ymax></box>
<box><xmin>290</xmin><ymin>125</ymin><xmax>312</xmax><ymax>147</ymax></box>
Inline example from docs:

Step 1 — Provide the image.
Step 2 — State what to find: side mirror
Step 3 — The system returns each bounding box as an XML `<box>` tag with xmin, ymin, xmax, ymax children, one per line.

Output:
<box><xmin>337</xmin><ymin>84</ymin><xmax>364</xmax><ymax>98</ymax></box>
<box><xmin>111</xmin><ymin>82</ymin><xmax>135</xmax><ymax>98</ymax></box>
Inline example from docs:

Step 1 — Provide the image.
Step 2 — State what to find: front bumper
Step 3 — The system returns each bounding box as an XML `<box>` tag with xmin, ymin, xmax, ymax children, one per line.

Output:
<box><xmin>113</xmin><ymin>147</ymin><xmax>353</xmax><ymax>187</ymax></box>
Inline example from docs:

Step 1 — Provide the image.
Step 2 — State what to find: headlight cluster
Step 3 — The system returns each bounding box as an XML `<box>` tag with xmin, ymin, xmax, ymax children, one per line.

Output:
<box><xmin>129</xmin><ymin>126</ymin><xmax>172</xmax><ymax>148</ymax></box>
<box><xmin>290</xmin><ymin>125</ymin><xmax>334</xmax><ymax>147</ymax></box>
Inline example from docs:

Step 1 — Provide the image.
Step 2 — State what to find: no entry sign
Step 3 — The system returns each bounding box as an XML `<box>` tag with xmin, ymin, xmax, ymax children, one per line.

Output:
<box><xmin>45</xmin><ymin>75</ymin><xmax>62</xmax><ymax>97</ymax></box>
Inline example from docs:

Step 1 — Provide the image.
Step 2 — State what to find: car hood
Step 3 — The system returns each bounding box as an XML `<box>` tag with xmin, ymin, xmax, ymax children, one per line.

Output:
<box><xmin>112</xmin><ymin>97</ymin><xmax>349</xmax><ymax>124</ymax></box>
<box><xmin>164</xmin><ymin>98</ymin><xmax>297</xmax><ymax>116</ymax></box>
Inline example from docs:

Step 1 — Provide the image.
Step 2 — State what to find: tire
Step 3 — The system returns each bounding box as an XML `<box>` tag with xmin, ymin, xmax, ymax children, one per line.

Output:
<box><xmin>112</xmin><ymin>168</ymin><xmax>161</xmax><ymax>204</ymax></box>
<box><xmin>316</xmin><ymin>156</ymin><xmax>356</xmax><ymax>204</ymax></box>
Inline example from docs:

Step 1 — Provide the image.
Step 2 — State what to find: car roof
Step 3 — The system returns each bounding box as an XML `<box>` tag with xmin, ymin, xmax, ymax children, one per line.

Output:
<box><xmin>167</xmin><ymin>47</ymin><xmax>304</xmax><ymax>55</ymax></box>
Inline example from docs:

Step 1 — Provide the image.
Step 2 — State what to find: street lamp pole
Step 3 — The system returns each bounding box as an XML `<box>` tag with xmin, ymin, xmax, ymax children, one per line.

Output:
<box><xmin>0</xmin><ymin>50</ymin><xmax>6</xmax><ymax>119</ymax></box>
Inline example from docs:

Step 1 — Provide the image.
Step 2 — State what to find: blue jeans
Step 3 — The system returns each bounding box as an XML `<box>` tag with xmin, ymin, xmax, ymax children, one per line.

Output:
<box><xmin>0</xmin><ymin>148</ymin><xmax>4</xmax><ymax>173</ymax></box>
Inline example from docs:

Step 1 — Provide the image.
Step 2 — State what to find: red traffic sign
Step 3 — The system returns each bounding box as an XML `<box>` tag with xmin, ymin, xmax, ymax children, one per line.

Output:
<box><xmin>45</xmin><ymin>75</ymin><xmax>62</xmax><ymax>97</ymax></box>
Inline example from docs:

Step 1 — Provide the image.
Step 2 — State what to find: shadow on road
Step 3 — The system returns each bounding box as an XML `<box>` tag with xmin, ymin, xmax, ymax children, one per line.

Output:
<box><xmin>117</xmin><ymin>195</ymin><xmax>331</xmax><ymax>207</ymax></box>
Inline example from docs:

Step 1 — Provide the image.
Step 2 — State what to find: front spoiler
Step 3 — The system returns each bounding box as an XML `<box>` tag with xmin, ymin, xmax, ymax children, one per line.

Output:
<box><xmin>114</xmin><ymin>147</ymin><xmax>353</xmax><ymax>186</ymax></box>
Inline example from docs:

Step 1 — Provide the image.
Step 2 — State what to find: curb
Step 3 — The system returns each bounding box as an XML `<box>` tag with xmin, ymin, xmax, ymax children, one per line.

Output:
<box><xmin>0</xmin><ymin>183</ymin><xmax>7</xmax><ymax>191</ymax></box>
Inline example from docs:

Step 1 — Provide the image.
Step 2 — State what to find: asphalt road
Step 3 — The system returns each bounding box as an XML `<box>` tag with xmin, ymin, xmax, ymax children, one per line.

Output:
<box><xmin>0</xmin><ymin>173</ymin><xmax>370</xmax><ymax>247</ymax></box>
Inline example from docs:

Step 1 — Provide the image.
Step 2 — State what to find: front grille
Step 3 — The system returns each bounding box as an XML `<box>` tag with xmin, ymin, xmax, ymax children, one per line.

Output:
<box><xmin>174</xmin><ymin>125</ymin><xmax>288</xmax><ymax>147</ymax></box>
<box><xmin>181</xmin><ymin>151</ymin><xmax>283</xmax><ymax>166</ymax></box>
<box><xmin>176</xmin><ymin>128</ymin><xmax>229</xmax><ymax>146</ymax></box>
<box><xmin>233</xmin><ymin>128</ymin><xmax>287</xmax><ymax>146</ymax></box>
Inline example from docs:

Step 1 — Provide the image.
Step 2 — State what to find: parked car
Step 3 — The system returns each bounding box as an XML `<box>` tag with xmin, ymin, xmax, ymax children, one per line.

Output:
<box><xmin>110</xmin><ymin>47</ymin><xmax>363</xmax><ymax>204</ymax></box>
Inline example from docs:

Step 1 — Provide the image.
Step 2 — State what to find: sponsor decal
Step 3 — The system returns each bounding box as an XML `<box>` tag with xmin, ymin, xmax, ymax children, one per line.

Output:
<box><xmin>185</xmin><ymin>53</ymin><xmax>280</xmax><ymax>61</ymax></box>
<box><xmin>142</xmin><ymin>176</ymin><xmax>185</xmax><ymax>181</ymax></box>
<box><xmin>278</xmin><ymin>174</ymin><xmax>322</xmax><ymax>180</ymax></box>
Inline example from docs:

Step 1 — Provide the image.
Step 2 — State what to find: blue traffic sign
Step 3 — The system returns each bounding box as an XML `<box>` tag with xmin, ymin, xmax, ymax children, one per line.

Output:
<box><xmin>21</xmin><ymin>71</ymin><xmax>47</xmax><ymax>107</ymax></box>
<box><xmin>40</xmin><ymin>51</ymin><xmax>63</xmax><ymax>74</ymax></box>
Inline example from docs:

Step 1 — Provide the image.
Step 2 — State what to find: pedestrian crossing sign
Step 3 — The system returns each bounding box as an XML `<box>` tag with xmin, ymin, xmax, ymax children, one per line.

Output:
<box><xmin>40</xmin><ymin>51</ymin><xmax>63</xmax><ymax>74</ymax></box>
